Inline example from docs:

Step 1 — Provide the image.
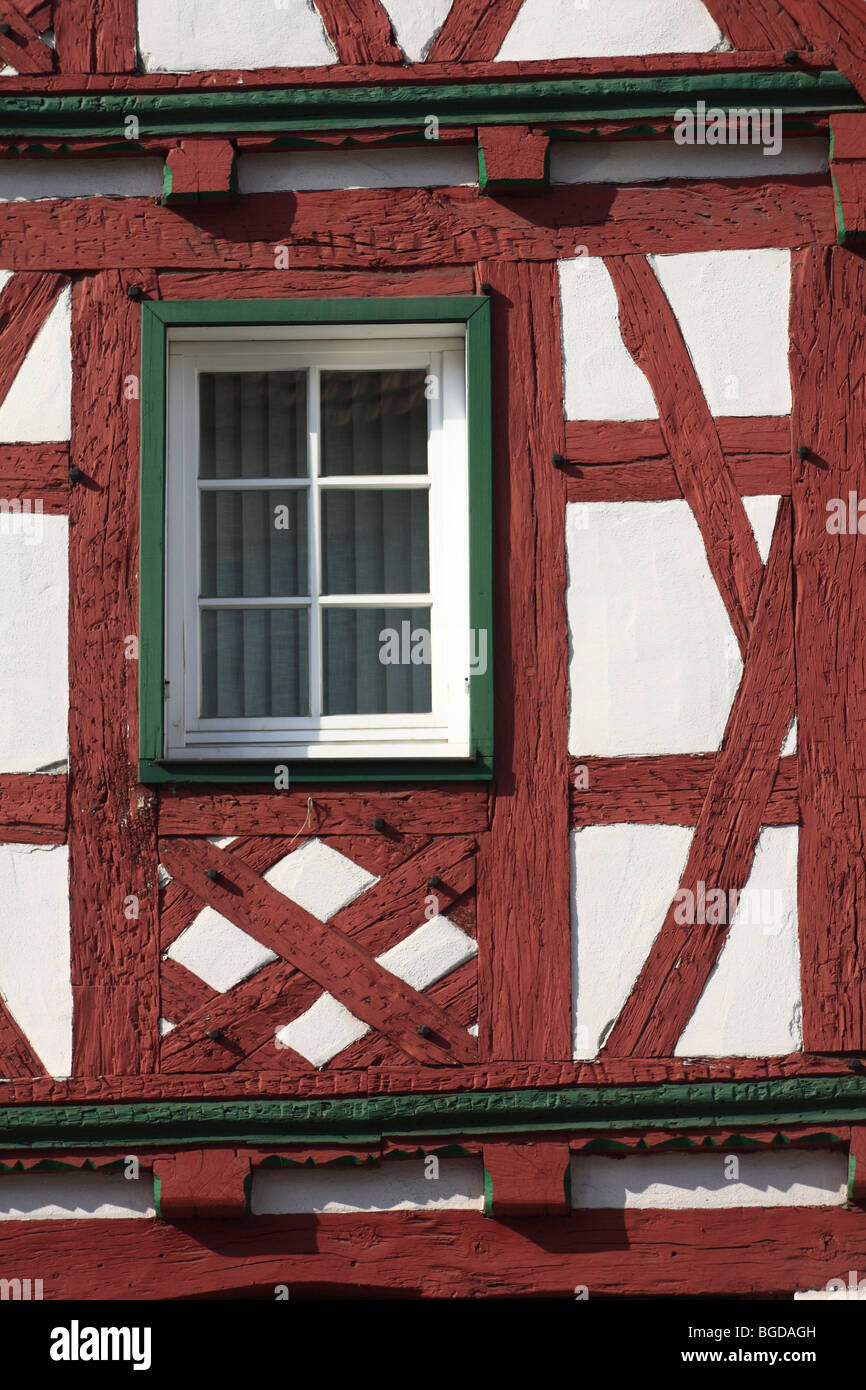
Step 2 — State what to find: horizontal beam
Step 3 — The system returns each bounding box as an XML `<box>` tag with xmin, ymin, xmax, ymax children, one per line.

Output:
<box><xmin>570</xmin><ymin>754</ymin><xmax>799</xmax><ymax>826</ymax></box>
<box><xmin>1</xmin><ymin>1056</ymin><xmax>865</xmax><ymax>1104</ymax></box>
<box><xmin>0</xmin><ymin>1207</ymin><xmax>864</xmax><ymax>1297</ymax></box>
<box><xmin>5</xmin><ymin>1077</ymin><xmax>866</xmax><ymax>1147</ymax></box>
<box><xmin>565</xmin><ymin>415</ymin><xmax>790</xmax><ymax>464</ymax></box>
<box><xmin>0</xmin><ymin>52</ymin><xmax>840</xmax><ymax>96</ymax></box>
<box><xmin>0</xmin><ymin>70</ymin><xmax>856</xmax><ymax>140</ymax></box>
<box><xmin>0</xmin><ymin>442</ymin><xmax>69</xmax><ymax>511</ymax></box>
<box><xmin>0</xmin><ymin>773</ymin><xmax>67</xmax><ymax>842</ymax></box>
<box><xmin>156</xmin><ymin>786</ymin><xmax>490</xmax><ymax>834</ymax></box>
<box><xmin>0</xmin><ymin>179</ymin><xmax>836</xmax><ymax>270</ymax></box>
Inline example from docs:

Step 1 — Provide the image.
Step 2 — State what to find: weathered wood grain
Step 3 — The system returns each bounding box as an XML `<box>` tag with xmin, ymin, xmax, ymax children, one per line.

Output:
<box><xmin>566</xmin><ymin>457</ymin><xmax>792</xmax><ymax>502</ymax></box>
<box><xmin>158</xmin><ymin>836</ymin><xmax>476</xmax><ymax>1072</ymax></box>
<box><xmin>570</xmin><ymin>755</ymin><xmax>799</xmax><ymax>826</ymax></box>
<box><xmin>477</xmin><ymin>259</ymin><xmax>571</xmax><ymax>1061</ymax></box>
<box><xmin>0</xmin><ymin>0</ymin><xmax>53</xmax><ymax>74</ymax></box>
<box><xmin>605</xmin><ymin>500</ymin><xmax>795</xmax><ymax>1056</ymax></box>
<box><xmin>314</xmin><ymin>0</ymin><xmax>403</xmax><ymax>64</ymax></box>
<box><xmin>157</xmin><ymin>267</ymin><xmax>476</xmax><ymax>300</ymax></box>
<box><xmin>159</xmin><ymin>837</ymin><xmax>477</xmax><ymax>1067</ymax></box>
<box><xmin>702</xmin><ymin>0</ymin><xmax>813</xmax><ymax>48</ymax></box>
<box><xmin>606</xmin><ymin>254</ymin><xmax>764</xmax><ymax>655</ymax></box>
<box><xmin>0</xmin><ymin>272</ymin><xmax>67</xmax><ymax>407</ymax></box>
<box><xmin>792</xmin><ymin>246</ymin><xmax>866</xmax><ymax>1050</ymax></box>
<box><xmin>0</xmin><ymin>179</ymin><xmax>835</xmax><ymax>271</ymax></box>
<box><xmin>53</xmin><ymin>0</ymin><xmax>136</xmax><ymax>74</ymax></box>
<box><xmin>0</xmin><ymin>772</ymin><xmax>66</xmax><ymax>842</ymax></box>
<box><xmin>0</xmin><ymin>443</ymin><xmax>69</xmax><ymax>510</ymax></box>
<box><xmin>67</xmin><ymin>271</ymin><xmax>159</xmax><ymax>1077</ymax></box>
<box><xmin>156</xmin><ymin>786</ymin><xmax>490</xmax><ymax>836</ymax></box>
<box><xmin>564</xmin><ymin>416</ymin><xmax>791</xmax><ymax>465</ymax></box>
<box><xmin>2</xmin><ymin>1207</ymin><xmax>866</xmax><ymax>1299</ymax></box>
<box><xmin>483</xmin><ymin>1140</ymin><xmax>571</xmax><ymax>1216</ymax></box>
<box><xmin>427</xmin><ymin>0</ymin><xmax>528</xmax><ymax>62</ymax></box>
<box><xmin>1</xmin><ymin>1053</ymin><xmax>865</xmax><ymax>1103</ymax></box>
<box><xmin>0</xmin><ymin>51</ymin><xmax>835</xmax><ymax>93</ymax></box>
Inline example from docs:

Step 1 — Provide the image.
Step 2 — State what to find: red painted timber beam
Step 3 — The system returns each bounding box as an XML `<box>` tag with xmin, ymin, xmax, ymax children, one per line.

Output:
<box><xmin>0</xmin><ymin>178</ymin><xmax>835</xmax><ymax>271</ymax></box>
<box><xmin>0</xmin><ymin>1208</ymin><xmax>864</xmax><ymax>1298</ymax></box>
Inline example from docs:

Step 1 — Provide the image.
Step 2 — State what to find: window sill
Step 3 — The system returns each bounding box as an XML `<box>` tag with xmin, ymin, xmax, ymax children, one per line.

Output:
<box><xmin>138</xmin><ymin>755</ymin><xmax>493</xmax><ymax>784</ymax></box>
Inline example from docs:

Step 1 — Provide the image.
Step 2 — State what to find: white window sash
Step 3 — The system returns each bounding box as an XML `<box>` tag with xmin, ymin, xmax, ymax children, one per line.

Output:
<box><xmin>164</xmin><ymin>332</ymin><xmax>471</xmax><ymax>760</ymax></box>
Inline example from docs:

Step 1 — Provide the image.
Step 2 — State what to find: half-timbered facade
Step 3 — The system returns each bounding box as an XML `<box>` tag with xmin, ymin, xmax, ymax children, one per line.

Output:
<box><xmin>1</xmin><ymin>0</ymin><xmax>866</xmax><ymax>1300</ymax></box>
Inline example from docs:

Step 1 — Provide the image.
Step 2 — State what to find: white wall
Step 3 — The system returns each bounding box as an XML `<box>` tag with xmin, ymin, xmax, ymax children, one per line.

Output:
<box><xmin>0</xmin><ymin>161</ymin><xmax>164</xmax><ymax>202</ymax></box>
<box><xmin>0</xmin><ymin>1171</ymin><xmax>154</xmax><ymax>1219</ymax></box>
<box><xmin>138</xmin><ymin>0</ymin><xmax>336</xmax><ymax>71</ymax></box>
<box><xmin>252</xmin><ymin>1157</ymin><xmax>484</xmax><ymax>1213</ymax></box>
<box><xmin>571</xmin><ymin>825</ymin><xmax>801</xmax><ymax>1058</ymax></box>
<box><xmin>497</xmin><ymin>0</ymin><xmax>726</xmax><ymax>60</ymax></box>
<box><xmin>239</xmin><ymin>147</ymin><xmax>477</xmax><ymax>193</ymax></box>
<box><xmin>566</xmin><ymin>498</ymin><xmax>780</xmax><ymax>757</ymax></box>
<box><xmin>380</xmin><ymin>0</ymin><xmax>453</xmax><ymax>62</ymax></box>
<box><xmin>0</xmin><ymin>283</ymin><xmax>71</xmax><ymax>443</ymax></box>
<box><xmin>677</xmin><ymin>826</ymin><xmax>801</xmax><ymax>1057</ymax></box>
<box><xmin>570</xmin><ymin>1151</ymin><xmax>847</xmax><ymax>1208</ymax></box>
<box><xmin>559</xmin><ymin>250</ymin><xmax>792</xmax><ymax>420</ymax></box>
<box><xmin>551</xmin><ymin>138</ymin><xmax>829</xmax><ymax>184</ymax></box>
<box><xmin>0</xmin><ymin>516</ymin><xmax>68</xmax><ymax>771</ymax></box>
<box><xmin>0</xmin><ymin>844</ymin><xmax>71</xmax><ymax>1077</ymax></box>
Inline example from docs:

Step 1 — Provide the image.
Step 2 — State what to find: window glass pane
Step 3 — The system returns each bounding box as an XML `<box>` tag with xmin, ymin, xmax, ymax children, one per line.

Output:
<box><xmin>321</xmin><ymin>370</ymin><xmax>428</xmax><ymax>476</ymax></box>
<box><xmin>322</xmin><ymin>607</ymin><xmax>431</xmax><ymax>716</ymax></box>
<box><xmin>199</xmin><ymin>372</ymin><xmax>308</xmax><ymax>479</ymax></box>
<box><xmin>201</xmin><ymin>608</ymin><xmax>309</xmax><ymax>718</ymax></box>
<box><xmin>200</xmin><ymin>490</ymin><xmax>308</xmax><ymax>598</ymax></box>
<box><xmin>321</xmin><ymin>489</ymin><xmax>429</xmax><ymax>595</ymax></box>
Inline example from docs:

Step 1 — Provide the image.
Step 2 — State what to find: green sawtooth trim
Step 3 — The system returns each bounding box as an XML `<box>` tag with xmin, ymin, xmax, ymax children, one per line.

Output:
<box><xmin>1</xmin><ymin>1079</ymin><xmax>866</xmax><ymax>1149</ymax></box>
<box><xmin>0</xmin><ymin>70</ymin><xmax>858</xmax><ymax>139</ymax></box>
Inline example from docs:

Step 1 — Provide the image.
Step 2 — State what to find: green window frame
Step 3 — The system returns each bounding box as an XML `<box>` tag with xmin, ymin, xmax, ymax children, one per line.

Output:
<box><xmin>138</xmin><ymin>296</ymin><xmax>493</xmax><ymax>783</ymax></box>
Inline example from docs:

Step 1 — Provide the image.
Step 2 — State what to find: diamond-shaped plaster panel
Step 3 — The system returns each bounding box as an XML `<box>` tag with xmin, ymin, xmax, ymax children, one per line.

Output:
<box><xmin>163</xmin><ymin>839</ymin><xmax>378</xmax><ymax>995</ymax></box>
<box><xmin>264</xmin><ymin>838</ymin><xmax>378</xmax><ymax>920</ymax></box>
<box><xmin>276</xmin><ymin>916</ymin><xmax>478</xmax><ymax>1067</ymax></box>
<box><xmin>165</xmin><ymin>907</ymin><xmax>279</xmax><ymax>993</ymax></box>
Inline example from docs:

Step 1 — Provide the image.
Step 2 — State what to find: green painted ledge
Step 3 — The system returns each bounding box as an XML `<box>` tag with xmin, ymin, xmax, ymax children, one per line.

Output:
<box><xmin>1</xmin><ymin>1078</ymin><xmax>866</xmax><ymax>1149</ymax></box>
<box><xmin>0</xmin><ymin>70</ymin><xmax>859</xmax><ymax>140</ymax></box>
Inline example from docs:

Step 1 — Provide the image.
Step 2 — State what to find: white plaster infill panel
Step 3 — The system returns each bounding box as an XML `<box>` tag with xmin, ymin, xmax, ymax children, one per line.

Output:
<box><xmin>239</xmin><ymin>147</ymin><xmax>477</xmax><ymax>193</ymax></box>
<box><xmin>570</xmin><ymin>1152</ymin><xmax>847</xmax><ymax>1209</ymax></box>
<box><xmin>571</xmin><ymin>824</ymin><xmax>692</xmax><ymax>1059</ymax></box>
<box><xmin>0</xmin><ymin>1172</ymin><xmax>155</xmax><ymax>1219</ymax></box>
<box><xmin>559</xmin><ymin>257</ymin><xmax>658</xmax><ymax>422</ymax></box>
<box><xmin>496</xmin><ymin>0</ymin><xmax>726</xmax><ymax>61</ymax></box>
<box><xmin>551</xmin><ymin>138</ymin><xmax>829</xmax><ymax>184</ymax></box>
<box><xmin>276</xmin><ymin>916</ymin><xmax>477</xmax><ymax>1067</ymax></box>
<box><xmin>651</xmin><ymin>248</ymin><xmax>792</xmax><ymax>417</ymax></box>
<box><xmin>252</xmin><ymin>1157</ymin><xmax>484</xmax><ymax>1213</ymax></box>
<box><xmin>138</xmin><ymin>0</ymin><xmax>337</xmax><ymax>72</ymax></box>
<box><xmin>380</xmin><ymin>0</ymin><xmax>453</xmax><ymax>62</ymax></box>
<box><xmin>676</xmin><ymin>826</ymin><xmax>802</xmax><ymax>1057</ymax></box>
<box><xmin>559</xmin><ymin>250</ymin><xmax>792</xmax><ymax>422</ymax></box>
<box><xmin>571</xmin><ymin>825</ymin><xmax>801</xmax><ymax>1061</ymax></box>
<box><xmin>165</xmin><ymin>908</ymin><xmax>279</xmax><ymax>994</ymax></box>
<box><xmin>0</xmin><ymin>515</ymin><xmax>69</xmax><ymax>771</ymax></box>
<box><xmin>164</xmin><ymin>839</ymin><xmax>378</xmax><ymax>993</ymax></box>
<box><xmin>567</xmin><ymin>499</ymin><xmax>741</xmax><ymax>756</ymax></box>
<box><xmin>0</xmin><ymin>844</ymin><xmax>71</xmax><ymax>1078</ymax></box>
<box><xmin>263</xmin><ymin>838</ymin><xmax>377</xmax><ymax>919</ymax></box>
<box><xmin>0</xmin><ymin>285</ymin><xmax>71</xmax><ymax>443</ymax></box>
<box><xmin>0</xmin><ymin>161</ymin><xmax>164</xmax><ymax>202</ymax></box>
